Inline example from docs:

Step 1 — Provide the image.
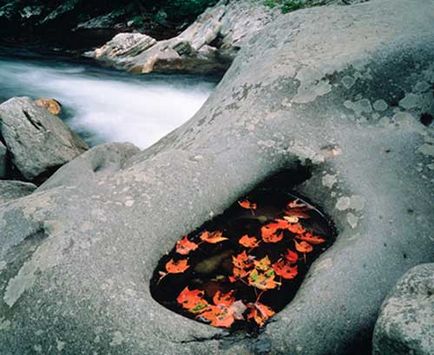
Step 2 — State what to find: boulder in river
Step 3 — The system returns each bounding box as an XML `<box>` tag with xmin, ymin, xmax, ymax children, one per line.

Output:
<box><xmin>90</xmin><ymin>0</ymin><xmax>279</xmax><ymax>74</ymax></box>
<box><xmin>373</xmin><ymin>263</ymin><xmax>434</xmax><ymax>355</ymax></box>
<box><xmin>0</xmin><ymin>0</ymin><xmax>433</xmax><ymax>353</ymax></box>
<box><xmin>0</xmin><ymin>97</ymin><xmax>88</xmax><ymax>182</ymax></box>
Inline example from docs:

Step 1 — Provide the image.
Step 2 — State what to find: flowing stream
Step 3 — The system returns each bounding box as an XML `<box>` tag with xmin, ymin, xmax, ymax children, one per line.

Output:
<box><xmin>0</xmin><ymin>52</ymin><xmax>217</xmax><ymax>149</ymax></box>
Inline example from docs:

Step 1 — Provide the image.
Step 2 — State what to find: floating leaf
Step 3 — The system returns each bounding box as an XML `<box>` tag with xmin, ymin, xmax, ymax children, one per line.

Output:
<box><xmin>233</xmin><ymin>267</ymin><xmax>249</xmax><ymax>279</ymax></box>
<box><xmin>253</xmin><ymin>256</ymin><xmax>272</xmax><ymax>271</ymax></box>
<box><xmin>248</xmin><ymin>269</ymin><xmax>278</xmax><ymax>290</ymax></box>
<box><xmin>286</xmin><ymin>223</ymin><xmax>306</xmax><ymax>235</ymax></box>
<box><xmin>232</xmin><ymin>251</ymin><xmax>254</xmax><ymax>270</ymax></box>
<box><xmin>199</xmin><ymin>304</ymin><xmax>235</xmax><ymax>328</ymax></box>
<box><xmin>272</xmin><ymin>260</ymin><xmax>298</xmax><ymax>279</ymax></box>
<box><xmin>296</xmin><ymin>232</ymin><xmax>326</xmax><ymax>245</ymax></box>
<box><xmin>165</xmin><ymin>258</ymin><xmax>190</xmax><ymax>274</ymax></box>
<box><xmin>294</xmin><ymin>240</ymin><xmax>313</xmax><ymax>254</ymax></box>
<box><xmin>176</xmin><ymin>236</ymin><xmax>199</xmax><ymax>255</ymax></box>
<box><xmin>261</xmin><ymin>222</ymin><xmax>285</xmax><ymax>243</ymax></box>
<box><xmin>200</xmin><ymin>231</ymin><xmax>228</xmax><ymax>244</ymax></box>
<box><xmin>213</xmin><ymin>290</ymin><xmax>235</xmax><ymax>307</ymax></box>
<box><xmin>283</xmin><ymin>215</ymin><xmax>299</xmax><ymax>223</ymax></box>
<box><xmin>285</xmin><ymin>199</ymin><xmax>312</xmax><ymax>219</ymax></box>
<box><xmin>287</xmin><ymin>199</ymin><xmax>308</xmax><ymax>209</ymax></box>
<box><xmin>177</xmin><ymin>287</ymin><xmax>208</xmax><ymax>313</ymax></box>
<box><xmin>238</xmin><ymin>199</ymin><xmax>257</xmax><ymax>210</ymax></box>
<box><xmin>284</xmin><ymin>249</ymin><xmax>299</xmax><ymax>264</ymax></box>
<box><xmin>239</xmin><ymin>235</ymin><xmax>260</xmax><ymax>248</ymax></box>
<box><xmin>247</xmin><ymin>302</ymin><xmax>275</xmax><ymax>327</ymax></box>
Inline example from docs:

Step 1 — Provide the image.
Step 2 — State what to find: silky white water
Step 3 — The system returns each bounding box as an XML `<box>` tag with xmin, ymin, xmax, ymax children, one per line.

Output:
<box><xmin>0</xmin><ymin>56</ymin><xmax>216</xmax><ymax>149</ymax></box>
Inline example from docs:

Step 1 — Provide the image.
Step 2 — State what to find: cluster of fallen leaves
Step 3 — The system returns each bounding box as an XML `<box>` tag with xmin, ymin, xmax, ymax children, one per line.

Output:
<box><xmin>155</xmin><ymin>197</ymin><xmax>328</xmax><ymax>330</ymax></box>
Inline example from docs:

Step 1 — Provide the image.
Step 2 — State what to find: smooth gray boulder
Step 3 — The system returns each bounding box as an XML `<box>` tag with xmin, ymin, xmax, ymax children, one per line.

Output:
<box><xmin>0</xmin><ymin>97</ymin><xmax>88</xmax><ymax>181</ymax></box>
<box><xmin>0</xmin><ymin>0</ymin><xmax>433</xmax><ymax>354</ymax></box>
<box><xmin>0</xmin><ymin>141</ymin><xmax>6</xmax><ymax>178</ymax></box>
<box><xmin>373</xmin><ymin>264</ymin><xmax>434</xmax><ymax>355</ymax></box>
<box><xmin>0</xmin><ymin>180</ymin><xmax>36</xmax><ymax>205</ymax></box>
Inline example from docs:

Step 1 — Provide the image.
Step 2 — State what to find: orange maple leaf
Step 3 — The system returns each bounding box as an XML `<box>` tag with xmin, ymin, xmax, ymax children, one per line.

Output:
<box><xmin>294</xmin><ymin>240</ymin><xmax>313</xmax><ymax>254</ymax></box>
<box><xmin>284</xmin><ymin>249</ymin><xmax>299</xmax><ymax>264</ymax></box>
<box><xmin>232</xmin><ymin>267</ymin><xmax>250</xmax><ymax>279</ymax></box>
<box><xmin>176</xmin><ymin>236</ymin><xmax>199</xmax><ymax>255</ymax></box>
<box><xmin>177</xmin><ymin>287</ymin><xmax>208</xmax><ymax>313</ymax></box>
<box><xmin>238</xmin><ymin>199</ymin><xmax>257</xmax><ymax>210</ymax></box>
<box><xmin>165</xmin><ymin>258</ymin><xmax>190</xmax><ymax>274</ymax></box>
<box><xmin>272</xmin><ymin>260</ymin><xmax>298</xmax><ymax>279</ymax></box>
<box><xmin>200</xmin><ymin>231</ymin><xmax>228</xmax><ymax>244</ymax></box>
<box><xmin>199</xmin><ymin>304</ymin><xmax>235</xmax><ymax>328</ymax></box>
<box><xmin>286</xmin><ymin>222</ymin><xmax>306</xmax><ymax>235</ymax></box>
<box><xmin>247</xmin><ymin>302</ymin><xmax>275</xmax><ymax>327</ymax></box>
<box><xmin>239</xmin><ymin>235</ymin><xmax>260</xmax><ymax>248</ymax></box>
<box><xmin>232</xmin><ymin>251</ymin><xmax>254</xmax><ymax>270</ymax></box>
<box><xmin>261</xmin><ymin>222</ymin><xmax>285</xmax><ymax>243</ymax></box>
<box><xmin>213</xmin><ymin>290</ymin><xmax>235</xmax><ymax>307</ymax></box>
<box><xmin>296</xmin><ymin>232</ymin><xmax>325</xmax><ymax>245</ymax></box>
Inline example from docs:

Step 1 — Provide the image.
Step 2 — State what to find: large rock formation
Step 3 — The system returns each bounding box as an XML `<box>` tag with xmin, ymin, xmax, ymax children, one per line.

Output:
<box><xmin>0</xmin><ymin>97</ymin><xmax>88</xmax><ymax>181</ymax></box>
<box><xmin>0</xmin><ymin>0</ymin><xmax>433</xmax><ymax>354</ymax></box>
<box><xmin>373</xmin><ymin>263</ymin><xmax>434</xmax><ymax>355</ymax></box>
<box><xmin>90</xmin><ymin>0</ymin><xmax>279</xmax><ymax>74</ymax></box>
<box><xmin>89</xmin><ymin>0</ymin><xmax>370</xmax><ymax>74</ymax></box>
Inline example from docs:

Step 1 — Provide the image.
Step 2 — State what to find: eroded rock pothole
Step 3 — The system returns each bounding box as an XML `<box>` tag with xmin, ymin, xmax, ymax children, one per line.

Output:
<box><xmin>150</xmin><ymin>173</ymin><xmax>335</xmax><ymax>333</ymax></box>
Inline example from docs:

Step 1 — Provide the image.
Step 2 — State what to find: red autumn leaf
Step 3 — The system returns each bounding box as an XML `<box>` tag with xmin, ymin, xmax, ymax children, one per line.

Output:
<box><xmin>165</xmin><ymin>258</ymin><xmax>190</xmax><ymax>274</ymax></box>
<box><xmin>232</xmin><ymin>251</ymin><xmax>254</xmax><ymax>270</ymax></box>
<box><xmin>176</xmin><ymin>236</ymin><xmax>199</xmax><ymax>255</ymax></box>
<box><xmin>177</xmin><ymin>287</ymin><xmax>209</xmax><ymax>313</ymax></box>
<box><xmin>261</xmin><ymin>223</ymin><xmax>284</xmax><ymax>243</ymax></box>
<box><xmin>286</xmin><ymin>222</ymin><xmax>306</xmax><ymax>235</ymax></box>
<box><xmin>272</xmin><ymin>260</ymin><xmax>298</xmax><ymax>279</ymax></box>
<box><xmin>213</xmin><ymin>290</ymin><xmax>235</xmax><ymax>307</ymax></box>
<box><xmin>228</xmin><ymin>275</ymin><xmax>237</xmax><ymax>283</ymax></box>
<box><xmin>238</xmin><ymin>199</ymin><xmax>257</xmax><ymax>210</ymax></box>
<box><xmin>239</xmin><ymin>234</ymin><xmax>260</xmax><ymax>248</ymax></box>
<box><xmin>200</xmin><ymin>230</ymin><xmax>228</xmax><ymax>244</ymax></box>
<box><xmin>233</xmin><ymin>267</ymin><xmax>250</xmax><ymax>279</ymax></box>
<box><xmin>294</xmin><ymin>240</ymin><xmax>313</xmax><ymax>254</ymax></box>
<box><xmin>199</xmin><ymin>304</ymin><xmax>235</xmax><ymax>328</ymax></box>
<box><xmin>247</xmin><ymin>302</ymin><xmax>275</xmax><ymax>327</ymax></box>
<box><xmin>296</xmin><ymin>232</ymin><xmax>326</xmax><ymax>245</ymax></box>
<box><xmin>284</xmin><ymin>249</ymin><xmax>299</xmax><ymax>264</ymax></box>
